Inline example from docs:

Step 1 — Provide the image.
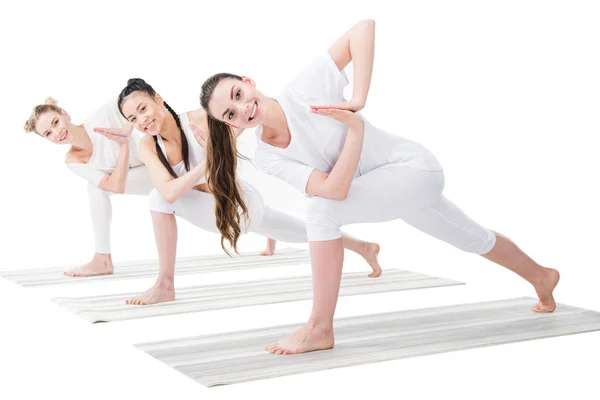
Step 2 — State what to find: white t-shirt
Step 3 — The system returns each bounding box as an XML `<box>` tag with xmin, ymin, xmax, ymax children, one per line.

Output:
<box><xmin>254</xmin><ymin>52</ymin><xmax>443</xmax><ymax>196</ymax></box>
<box><xmin>66</xmin><ymin>97</ymin><xmax>144</xmax><ymax>187</ymax></box>
<box><xmin>154</xmin><ymin>111</ymin><xmax>207</xmax><ymax>185</ymax></box>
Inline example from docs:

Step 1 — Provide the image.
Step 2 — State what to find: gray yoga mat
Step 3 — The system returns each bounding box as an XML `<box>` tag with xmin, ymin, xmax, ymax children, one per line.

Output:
<box><xmin>0</xmin><ymin>248</ymin><xmax>309</xmax><ymax>287</ymax></box>
<box><xmin>53</xmin><ymin>269</ymin><xmax>463</xmax><ymax>323</ymax></box>
<box><xmin>136</xmin><ymin>297</ymin><xmax>600</xmax><ymax>387</ymax></box>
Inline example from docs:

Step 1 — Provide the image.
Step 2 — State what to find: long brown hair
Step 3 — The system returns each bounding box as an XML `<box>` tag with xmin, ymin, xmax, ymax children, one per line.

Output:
<box><xmin>200</xmin><ymin>73</ymin><xmax>249</xmax><ymax>256</ymax></box>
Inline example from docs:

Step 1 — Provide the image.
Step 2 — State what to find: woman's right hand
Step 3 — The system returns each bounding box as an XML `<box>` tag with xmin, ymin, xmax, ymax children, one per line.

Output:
<box><xmin>189</xmin><ymin>123</ymin><xmax>207</xmax><ymax>148</ymax></box>
<box><xmin>310</xmin><ymin>107</ymin><xmax>364</xmax><ymax>131</ymax></box>
<box><xmin>94</xmin><ymin>124</ymin><xmax>133</xmax><ymax>145</ymax></box>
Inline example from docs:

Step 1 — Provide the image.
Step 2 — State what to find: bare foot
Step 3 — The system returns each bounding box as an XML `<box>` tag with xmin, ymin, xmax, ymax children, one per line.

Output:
<box><xmin>361</xmin><ymin>242</ymin><xmax>382</xmax><ymax>278</ymax></box>
<box><xmin>64</xmin><ymin>259</ymin><xmax>114</xmax><ymax>277</ymax></box>
<box><xmin>264</xmin><ymin>323</ymin><xmax>334</xmax><ymax>355</ymax></box>
<box><xmin>260</xmin><ymin>238</ymin><xmax>277</xmax><ymax>256</ymax></box>
<box><xmin>531</xmin><ymin>267</ymin><xmax>560</xmax><ymax>312</ymax></box>
<box><xmin>126</xmin><ymin>284</ymin><xmax>175</xmax><ymax>306</ymax></box>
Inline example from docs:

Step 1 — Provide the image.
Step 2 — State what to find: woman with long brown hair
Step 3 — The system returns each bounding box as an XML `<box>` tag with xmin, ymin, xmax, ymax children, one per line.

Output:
<box><xmin>200</xmin><ymin>19</ymin><xmax>560</xmax><ymax>355</ymax></box>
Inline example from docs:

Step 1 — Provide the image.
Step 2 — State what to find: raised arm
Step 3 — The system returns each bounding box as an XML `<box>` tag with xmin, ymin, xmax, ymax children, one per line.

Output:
<box><xmin>325</xmin><ymin>19</ymin><xmax>376</xmax><ymax>110</ymax></box>
<box><xmin>301</xmin><ymin>20</ymin><xmax>376</xmax><ymax>200</ymax></box>
<box><xmin>138</xmin><ymin>136</ymin><xmax>206</xmax><ymax>204</ymax></box>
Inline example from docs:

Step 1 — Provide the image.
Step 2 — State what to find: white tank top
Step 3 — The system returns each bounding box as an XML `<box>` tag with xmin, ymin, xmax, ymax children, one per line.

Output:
<box><xmin>155</xmin><ymin>111</ymin><xmax>207</xmax><ymax>184</ymax></box>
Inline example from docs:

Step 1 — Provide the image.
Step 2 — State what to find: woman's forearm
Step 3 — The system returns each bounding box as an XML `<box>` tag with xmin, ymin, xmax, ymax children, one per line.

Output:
<box><xmin>103</xmin><ymin>143</ymin><xmax>130</xmax><ymax>193</ymax></box>
<box><xmin>348</xmin><ymin>19</ymin><xmax>375</xmax><ymax>106</ymax></box>
<box><xmin>159</xmin><ymin>161</ymin><xmax>206</xmax><ymax>204</ymax></box>
<box><xmin>319</xmin><ymin>122</ymin><xmax>365</xmax><ymax>200</ymax></box>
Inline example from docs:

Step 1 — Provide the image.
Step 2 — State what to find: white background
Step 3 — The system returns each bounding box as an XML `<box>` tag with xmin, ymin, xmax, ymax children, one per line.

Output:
<box><xmin>1</xmin><ymin>0</ymin><xmax>599</xmax><ymax>399</ymax></box>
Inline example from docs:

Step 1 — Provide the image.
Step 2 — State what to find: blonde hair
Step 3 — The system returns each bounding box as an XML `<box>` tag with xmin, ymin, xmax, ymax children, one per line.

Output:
<box><xmin>24</xmin><ymin>97</ymin><xmax>63</xmax><ymax>134</ymax></box>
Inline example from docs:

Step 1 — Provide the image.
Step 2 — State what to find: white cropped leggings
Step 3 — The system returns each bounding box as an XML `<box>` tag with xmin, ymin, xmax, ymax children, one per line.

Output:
<box><xmin>306</xmin><ymin>166</ymin><xmax>497</xmax><ymax>255</ymax></box>
<box><xmin>147</xmin><ymin>181</ymin><xmax>308</xmax><ymax>243</ymax></box>
<box><xmin>88</xmin><ymin>166</ymin><xmax>154</xmax><ymax>253</ymax></box>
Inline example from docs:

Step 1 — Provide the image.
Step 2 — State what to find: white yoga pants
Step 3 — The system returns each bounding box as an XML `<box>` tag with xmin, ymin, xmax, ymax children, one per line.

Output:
<box><xmin>305</xmin><ymin>166</ymin><xmax>497</xmax><ymax>255</ymax></box>
<box><xmin>148</xmin><ymin>181</ymin><xmax>308</xmax><ymax>243</ymax></box>
<box><xmin>87</xmin><ymin>166</ymin><xmax>154</xmax><ymax>254</ymax></box>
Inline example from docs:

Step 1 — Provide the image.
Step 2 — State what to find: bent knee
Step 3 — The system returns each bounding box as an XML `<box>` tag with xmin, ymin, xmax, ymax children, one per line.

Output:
<box><xmin>306</xmin><ymin>197</ymin><xmax>342</xmax><ymax>242</ymax></box>
<box><xmin>464</xmin><ymin>229</ymin><xmax>497</xmax><ymax>255</ymax></box>
<box><xmin>148</xmin><ymin>188</ymin><xmax>175</xmax><ymax>214</ymax></box>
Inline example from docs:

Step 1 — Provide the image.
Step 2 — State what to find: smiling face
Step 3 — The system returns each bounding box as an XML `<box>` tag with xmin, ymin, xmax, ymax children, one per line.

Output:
<box><xmin>120</xmin><ymin>91</ymin><xmax>168</xmax><ymax>136</ymax></box>
<box><xmin>35</xmin><ymin>110</ymin><xmax>73</xmax><ymax>144</ymax></box>
<box><xmin>207</xmin><ymin>77</ymin><xmax>268</xmax><ymax>129</ymax></box>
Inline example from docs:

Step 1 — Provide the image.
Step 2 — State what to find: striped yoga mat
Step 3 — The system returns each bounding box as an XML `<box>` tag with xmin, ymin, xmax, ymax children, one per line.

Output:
<box><xmin>0</xmin><ymin>248</ymin><xmax>309</xmax><ymax>287</ymax></box>
<box><xmin>53</xmin><ymin>269</ymin><xmax>463</xmax><ymax>323</ymax></box>
<box><xmin>136</xmin><ymin>297</ymin><xmax>600</xmax><ymax>387</ymax></box>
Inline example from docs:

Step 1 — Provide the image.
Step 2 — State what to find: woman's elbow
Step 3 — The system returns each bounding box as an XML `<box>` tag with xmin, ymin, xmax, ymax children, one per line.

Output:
<box><xmin>321</xmin><ymin>186</ymin><xmax>348</xmax><ymax>201</ymax></box>
<box><xmin>105</xmin><ymin>182</ymin><xmax>126</xmax><ymax>194</ymax></box>
<box><xmin>161</xmin><ymin>192</ymin><xmax>177</xmax><ymax>205</ymax></box>
<box><xmin>114</xmin><ymin>182</ymin><xmax>128</xmax><ymax>194</ymax></box>
<box><xmin>360</xmin><ymin>19</ymin><xmax>375</xmax><ymax>29</ymax></box>
<box><xmin>332</xmin><ymin>190</ymin><xmax>349</xmax><ymax>201</ymax></box>
<box><xmin>154</xmin><ymin>182</ymin><xmax>179</xmax><ymax>204</ymax></box>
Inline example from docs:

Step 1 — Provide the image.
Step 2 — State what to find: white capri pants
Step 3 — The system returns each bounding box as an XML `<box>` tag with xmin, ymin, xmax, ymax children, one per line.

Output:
<box><xmin>88</xmin><ymin>166</ymin><xmax>154</xmax><ymax>254</ymax></box>
<box><xmin>147</xmin><ymin>181</ymin><xmax>308</xmax><ymax>243</ymax></box>
<box><xmin>306</xmin><ymin>166</ymin><xmax>496</xmax><ymax>255</ymax></box>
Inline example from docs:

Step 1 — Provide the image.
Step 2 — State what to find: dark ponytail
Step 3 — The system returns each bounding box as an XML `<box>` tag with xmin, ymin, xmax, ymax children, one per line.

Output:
<box><xmin>200</xmin><ymin>73</ymin><xmax>249</xmax><ymax>256</ymax></box>
<box><xmin>118</xmin><ymin>78</ymin><xmax>190</xmax><ymax>179</ymax></box>
<box><xmin>162</xmin><ymin>101</ymin><xmax>191</xmax><ymax>178</ymax></box>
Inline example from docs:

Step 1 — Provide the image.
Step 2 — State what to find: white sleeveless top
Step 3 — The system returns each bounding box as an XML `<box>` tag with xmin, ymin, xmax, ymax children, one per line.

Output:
<box><xmin>155</xmin><ymin>111</ymin><xmax>207</xmax><ymax>185</ymax></box>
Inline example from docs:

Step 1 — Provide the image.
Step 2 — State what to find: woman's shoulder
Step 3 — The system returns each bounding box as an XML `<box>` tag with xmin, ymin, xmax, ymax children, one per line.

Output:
<box><xmin>138</xmin><ymin>134</ymin><xmax>157</xmax><ymax>152</ymax></box>
<box><xmin>185</xmin><ymin>108</ymin><xmax>208</xmax><ymax>128</ymax></box>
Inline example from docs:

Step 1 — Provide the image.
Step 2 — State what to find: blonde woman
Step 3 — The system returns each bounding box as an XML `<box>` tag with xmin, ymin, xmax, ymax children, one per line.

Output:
<box><xmin>24</xmin><ymin>97</ymin><xmax>153</xmax><ymax>277</ymax></box>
